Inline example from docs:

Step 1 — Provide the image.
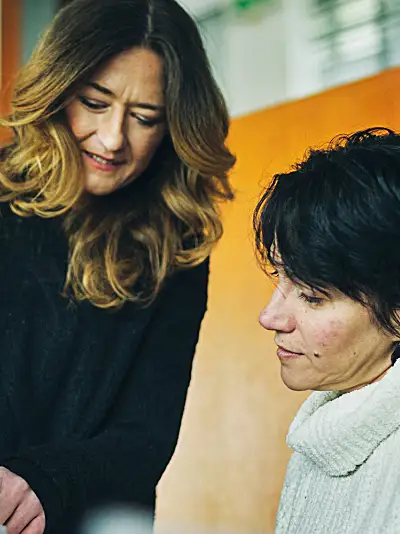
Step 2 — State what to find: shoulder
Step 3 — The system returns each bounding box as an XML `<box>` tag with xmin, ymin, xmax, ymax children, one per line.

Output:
<box><xmin>147</xmin><ymin>259</ymin><xmax>210</xmax><ymax>322</ymax></box>
<box><xmin>0</xmin><ymin>203</ymin><xmax>22</xmax><ymax>242</ymax></box>
<box><xmin>163</xmin><ymin>258</ymin><xmax>209</xmax><ymax>297</ymax></box>
<box><xmin>0</xmin><ymin>203</ymin><xmax>12</xmax><ymax>218</ymax></box>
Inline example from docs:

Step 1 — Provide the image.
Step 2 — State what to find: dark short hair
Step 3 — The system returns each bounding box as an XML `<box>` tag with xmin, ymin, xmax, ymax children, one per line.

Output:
<box><xmin>254</xmin><ymin>127</ymin><xmax>400</xmax><ymax>336</ymax></box>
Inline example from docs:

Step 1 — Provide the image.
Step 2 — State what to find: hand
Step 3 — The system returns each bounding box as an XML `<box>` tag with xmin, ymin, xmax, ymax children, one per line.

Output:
<box><xmin>0</xmin><ymin>467</ymin><xmax>45</xmax><ymax>534</ymax></box>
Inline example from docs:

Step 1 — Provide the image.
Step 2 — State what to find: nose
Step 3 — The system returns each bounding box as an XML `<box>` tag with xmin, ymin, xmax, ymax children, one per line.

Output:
<box><xmin>97</xmin><ymin>108</ymin><xmax>126</xmax><ymax>152</ymax></box>
<box><xmin>259</xmin><ymin>285</ymin><xmax>296</xmax><ymax>333</ymax></box>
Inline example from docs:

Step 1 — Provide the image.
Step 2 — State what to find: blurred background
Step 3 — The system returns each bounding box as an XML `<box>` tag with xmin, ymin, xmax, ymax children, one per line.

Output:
<box><xmin>1</xmin><ymin>1</ymin><xmax>400</xmax><ymax>533</ymax></box>
<box><xmin>6</xmin><ymin>0</ymin><xmax>400</xmax><ymax>116</ymax></box>
<box><xmin>184</xmin><ymin>0</ymin><xmax>400</xmax><ymax>116</ymax></box>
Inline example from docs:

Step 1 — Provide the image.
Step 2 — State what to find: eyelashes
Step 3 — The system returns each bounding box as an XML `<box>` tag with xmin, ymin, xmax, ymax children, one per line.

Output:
<box><xmin>77</xmin><ymin>96</ymin><xmax>164</xmax><ymax>127</ymax></box>
<box><xmin>78</xmin><ymin>95</ymin><xmax>105</xmax><ymax>110</ymax></box>
<box><xmin>298</xmin><ymin>292</ymin><xmax>324</xmax><ymax>306</ymax></box>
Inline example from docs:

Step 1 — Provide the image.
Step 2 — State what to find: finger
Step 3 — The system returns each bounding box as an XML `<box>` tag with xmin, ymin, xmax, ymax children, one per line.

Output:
<box><xmin>0</xmin><ymin>468</ymin><xmax>29</xmax><ymax>525</ymax></box>
<box><xmin>20</xmin><ymin>515</ymin><xmax>45</xmax><ymax>534</ymax></box>
<box><xmin>5</xmin><ymin>492</ymin><xmax>41</xmax><ymax>534</ymax></box>
<box><xmin>0</xmin><ymin>501</ymin><xmax>18</xmax><ymax>524</ymax></box>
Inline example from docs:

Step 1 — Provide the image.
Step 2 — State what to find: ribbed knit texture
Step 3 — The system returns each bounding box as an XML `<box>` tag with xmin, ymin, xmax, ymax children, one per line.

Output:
<box><xmin>276</xmin><ymin>361</ymin><xmax>400</xmax><ymax>533</ymax></box>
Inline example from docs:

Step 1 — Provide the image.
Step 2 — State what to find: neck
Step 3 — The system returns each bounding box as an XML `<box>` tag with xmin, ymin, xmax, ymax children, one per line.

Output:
<box><xmin>341</xmin><ymin>362</ymin><xmax>393</xmax><ymax>394</ymax></box>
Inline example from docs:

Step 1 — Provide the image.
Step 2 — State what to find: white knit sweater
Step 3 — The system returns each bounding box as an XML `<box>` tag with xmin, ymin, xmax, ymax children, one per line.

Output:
<box><xmin>276</xmin><ymin>361</ymin><xmax>400</xmax><ymax>534</ymax></box>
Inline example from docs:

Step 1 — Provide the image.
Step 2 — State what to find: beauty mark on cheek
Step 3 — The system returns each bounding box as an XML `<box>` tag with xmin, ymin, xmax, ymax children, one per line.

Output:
<box><xmin>314</xmin><ymin>319</ymin><xmax>346</xmax><ymax>358</ymax></box>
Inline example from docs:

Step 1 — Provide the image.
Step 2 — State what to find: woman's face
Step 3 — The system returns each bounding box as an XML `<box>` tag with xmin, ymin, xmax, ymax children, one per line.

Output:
<box><xmin>259</xmin><ymin>269</ymin><xmax>397</xmax><ymax>392</ymax></box>
<box><xmin>65</xmin><ymin>47</ymin><xmax>167</xmax><ymax>196</ymax></box>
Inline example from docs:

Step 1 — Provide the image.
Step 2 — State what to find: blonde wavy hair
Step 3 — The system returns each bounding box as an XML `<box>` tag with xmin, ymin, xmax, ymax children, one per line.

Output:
<box><xmin>0</xmin><ymin>0</ymin><xmax>235</xmax><ymax>308</ymax></box>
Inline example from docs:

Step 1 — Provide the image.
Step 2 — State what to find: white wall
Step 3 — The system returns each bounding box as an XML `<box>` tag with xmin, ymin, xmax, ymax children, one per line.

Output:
<box><xmin>179</xmin><ymin>0</ymin><xmax>229</xmax><ymax>18</ymax></box>
<box><xmin>201</xmin><ymin>1</ymin><xmax>288</xmax><ymax>117</ymax></box>
<box><xmin>196</xmin><ymin>0</ymin><xmax>325</xmax><ymax>117</ymax></box>
<box><xmin>194</xmin><ymin>0</ymin><xmax>400</xmax><ymax>117</ymax></box>
<box><xmin>199</xmin><ymin>0</ymin><xmax>316</xmax><ymax>117</ymax></box>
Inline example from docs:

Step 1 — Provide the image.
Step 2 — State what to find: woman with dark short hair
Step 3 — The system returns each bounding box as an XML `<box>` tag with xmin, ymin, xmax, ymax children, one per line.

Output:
<box><xmin>0</xmin><ymin>1</ymin><xmax>235</xmax><ymax>533</ymax></box>
<box><xmin>254</xmin><ymin>128</ymin><xmax>400</xmax><ymax>534</ymax></box>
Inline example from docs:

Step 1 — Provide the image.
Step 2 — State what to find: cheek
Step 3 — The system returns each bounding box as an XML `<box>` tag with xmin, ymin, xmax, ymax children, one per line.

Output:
<box><xmin>129</xmin><ymin>130</ymin><xmax>165</xmax><ymax>162</ymax></box>
<box><xmin>305</xmin><ymin>319</ymin><xmax>350</xmax><ymax>355</ymax></box>
<box><xmin>65</xmin><ymin>104</ymin><xmax>92</xmax><ymax>139</ymax></box>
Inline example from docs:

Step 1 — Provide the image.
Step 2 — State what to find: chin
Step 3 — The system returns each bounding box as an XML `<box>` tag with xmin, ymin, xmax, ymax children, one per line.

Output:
<box><xmin>83</xmin><ymin>173</ymin><xmax>139</xmax><ymax>196</ymax></box>
<box><xmin>281</xmin><ymin>369</ymin><xmax>313</xmax><ymax>392</ymax></box>
<box><xmin>84</xmin><ymin>185</ymin><xmax>118</xmax><ymax>196</ymax></box>
<box><xmin>83</xmin><ymin>178</ymin><xmax>124</xmax><ymax>196</ymax></box>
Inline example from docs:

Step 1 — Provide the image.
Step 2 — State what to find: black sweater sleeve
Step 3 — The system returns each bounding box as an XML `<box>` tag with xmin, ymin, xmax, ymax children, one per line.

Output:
<box><xmin>2</xmin><ymin>259</ymin><xmax>209</xmax><ymax>531</ymax></box>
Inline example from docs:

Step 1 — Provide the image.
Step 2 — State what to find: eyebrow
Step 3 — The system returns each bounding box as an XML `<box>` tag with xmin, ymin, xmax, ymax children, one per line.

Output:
<box><xmin>87</xmin><ymin>82</ymin><xmax>165</xmax><ymax>112</ymax></box>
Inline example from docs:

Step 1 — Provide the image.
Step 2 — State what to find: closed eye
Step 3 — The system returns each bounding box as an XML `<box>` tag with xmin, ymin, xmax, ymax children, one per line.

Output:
<box><xmin>77</xmin><ymin>95</ymin><xmax>164</xmax><ymax>127</ymax></box>
<box><xmin>78</xmin><ymin>95</ymin><xmax>108</xmax><ymax>110</ymax></box>
<box><xmin>131</xmin><ymin>113</ymin><xmax>164</xmax><ymax>128</ymax></box>
<box><xmin>299</xmin><ymin>292</ymin><xmax>324</xmax><ymax>305</ymax></box>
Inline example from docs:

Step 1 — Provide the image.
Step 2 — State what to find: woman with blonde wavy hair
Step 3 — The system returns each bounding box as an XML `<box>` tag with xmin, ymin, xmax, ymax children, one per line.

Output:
<box><xmin>0</xmin><ymin>0</ymin><xmax>235</xmax><ymax>533</ymax></box>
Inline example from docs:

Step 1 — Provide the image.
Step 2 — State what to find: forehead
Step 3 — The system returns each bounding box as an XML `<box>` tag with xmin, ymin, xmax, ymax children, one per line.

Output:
<box><xmin>91</xmin><ymin>47</ymin><xmax>165</xmax><ymax>104</ymax></box>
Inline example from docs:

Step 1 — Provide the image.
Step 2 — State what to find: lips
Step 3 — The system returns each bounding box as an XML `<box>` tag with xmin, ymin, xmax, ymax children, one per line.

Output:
<box><xmin>276</xmin><ymin>345</ymin><xmax>304</xmax><ymax>360</ymax></box>
<box><xmin>83</xmin><ymin>150</ymin><xmax>126</xmax><ymax>166</ymax></box>
<box><xmin>277</xmin><ymin>345</ymin><xmax>302</xmax><ymax>354</ymax></box>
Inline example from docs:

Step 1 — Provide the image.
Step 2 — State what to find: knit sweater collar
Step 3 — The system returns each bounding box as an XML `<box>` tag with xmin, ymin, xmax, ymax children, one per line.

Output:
<box><xmin>287</xmin><ymin>361</ymin><xmax>400</xmax><ymax>476</ymax></box>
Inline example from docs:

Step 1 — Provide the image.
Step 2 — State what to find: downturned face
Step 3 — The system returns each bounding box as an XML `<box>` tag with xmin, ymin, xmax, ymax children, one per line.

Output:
<box><xmin>259</xmin><ymin>270</ymin><xmax>396</xmax><ymax>392</ymax></box>
<box><xmin>65</xmin><ymin>47</ymin><xmax>167</xmax><ymax>196</ymax></box>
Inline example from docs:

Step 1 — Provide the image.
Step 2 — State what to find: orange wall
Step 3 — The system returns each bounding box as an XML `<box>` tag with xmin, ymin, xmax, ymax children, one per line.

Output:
<box><xmin>156</xmin><ymin>67</ymin><xmax>400</xmax><ymax>534</ymax></box>
<box><xmin>1</xmin><ymin>0</ymin><xmax>21</xmax><ymax>141</ymax></box>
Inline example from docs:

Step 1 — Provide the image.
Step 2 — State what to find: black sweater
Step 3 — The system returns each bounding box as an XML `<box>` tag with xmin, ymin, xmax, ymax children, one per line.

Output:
<box><xmin>0</xmin><ymin>205</ymin><xmax>208</xmax><ymax>533</ymax></box>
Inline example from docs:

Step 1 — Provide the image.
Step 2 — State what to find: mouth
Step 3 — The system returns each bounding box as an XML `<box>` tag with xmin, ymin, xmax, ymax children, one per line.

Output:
<box><xmin>83</xmin><ymin>150</ymin><xmax>126</xmax><ymax>167</ymax></box>
<box><xmin>276</xmin><ymin>345</ymin><xmax>304</xmax><ymax>360</ymax></box>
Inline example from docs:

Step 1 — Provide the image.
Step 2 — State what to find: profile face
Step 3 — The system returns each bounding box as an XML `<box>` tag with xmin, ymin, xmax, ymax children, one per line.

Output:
<box><xmin>259</xmin><ymin>268</ymin><xmax>396</xmax><ymax>393</ymax></box>
<box><xmin>65</xmin><ymin>47</ymin><xmax>167</xmax><ymax>196</ymax></box>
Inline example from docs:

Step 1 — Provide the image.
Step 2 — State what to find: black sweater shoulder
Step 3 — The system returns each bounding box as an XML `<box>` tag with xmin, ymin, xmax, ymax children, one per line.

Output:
<box><xmin>0</xmin><ymin>212</ymin><xmax>209</xmax><ymax>533</ymax></box>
